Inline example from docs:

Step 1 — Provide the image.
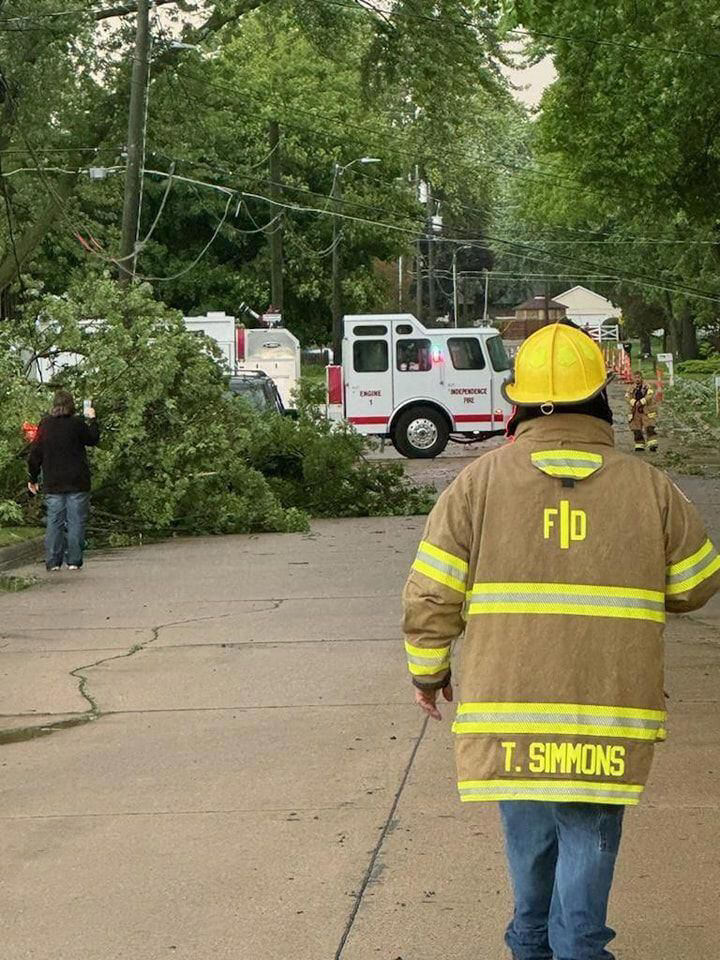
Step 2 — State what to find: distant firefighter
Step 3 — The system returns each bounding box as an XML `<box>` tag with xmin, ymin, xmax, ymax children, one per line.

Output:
<box><xmin>626</xmin><ymin>371</ymin><xmax>658</xmax><ymax>452</ymax></box>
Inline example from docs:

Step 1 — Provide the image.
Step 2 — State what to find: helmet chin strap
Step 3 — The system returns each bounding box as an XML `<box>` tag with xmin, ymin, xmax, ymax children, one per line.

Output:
<box><xmin>540</xmin><ymin>402</ymin><xmax>555</xmax><ymax>416</ymax></box>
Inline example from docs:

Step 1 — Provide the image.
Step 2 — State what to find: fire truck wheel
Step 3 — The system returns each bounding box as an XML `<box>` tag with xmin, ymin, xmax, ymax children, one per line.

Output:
<box><xmin>393</xmin><ymin>406</ymin><xmax>449</xmax><ymax>459</ymax></box>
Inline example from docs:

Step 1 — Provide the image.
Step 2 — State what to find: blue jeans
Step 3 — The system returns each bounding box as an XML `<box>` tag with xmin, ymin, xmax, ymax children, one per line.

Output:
<box><xmin>500</xmin><ymin>801</ymin><xmax>624</xmax><ymax>960</ymax></box>
<box><xmin>45</xmin><ymin>493</ymin><xmax>90</xmax><ymax>569</ymax></box>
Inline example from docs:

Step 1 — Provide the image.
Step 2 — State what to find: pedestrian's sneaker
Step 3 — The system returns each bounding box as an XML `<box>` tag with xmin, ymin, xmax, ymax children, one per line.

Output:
<box><xmin>67</xmin><ymin>565</ymin><xmax>81</xmax><ymax>571</ymax></box>
<box><xmin>48</xmin><ymin>566</ymin><xmax>61</xmax><ymax>572</ymax></box>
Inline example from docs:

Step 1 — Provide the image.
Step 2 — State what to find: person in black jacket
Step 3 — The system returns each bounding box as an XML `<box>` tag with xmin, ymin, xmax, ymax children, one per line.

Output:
<box><xmin>27</xmin><ymin>389</ymin><xmax>100</xmax><ymax>571</ymax></box>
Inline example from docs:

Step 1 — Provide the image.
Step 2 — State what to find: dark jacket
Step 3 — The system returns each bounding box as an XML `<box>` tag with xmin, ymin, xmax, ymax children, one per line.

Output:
<box><xmin>28</xmin><ymin>415</ymin><xmax>100</xmax><ymax>494</ymax></box>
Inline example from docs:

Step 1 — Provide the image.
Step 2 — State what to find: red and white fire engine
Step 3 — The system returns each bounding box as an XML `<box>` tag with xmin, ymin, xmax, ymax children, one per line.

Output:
<box><xmin>326</xmin><ymin>314</ymin><xmax>513</xmax><ymax>458</ymax></box>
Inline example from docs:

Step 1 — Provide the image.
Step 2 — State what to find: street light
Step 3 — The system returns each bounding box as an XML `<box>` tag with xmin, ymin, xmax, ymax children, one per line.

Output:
<box><xmin>452</xmin><ymin>244</ymin><xmax>473</xmax><ymax>328</ymax></box>
<box><xmin>332</xmin><ymin>157</ymin><xmax>381</xmax><ymax>363</ymax></box>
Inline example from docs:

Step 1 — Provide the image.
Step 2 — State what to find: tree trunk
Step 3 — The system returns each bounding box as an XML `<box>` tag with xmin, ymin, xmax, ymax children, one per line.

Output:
<box><xmin>663</xmin><ymin>293</ymin><xmax>681</xmax><ymax>355</ymax></box>
<box><xmin>641</xmin><ymin>330</ymin><xmax>652</xmax><ymax>355</ymax></box>
<box><xmin>679</xmin><ymin>303</ymin><xmax>699</xmax><ymax>360</ymax></box>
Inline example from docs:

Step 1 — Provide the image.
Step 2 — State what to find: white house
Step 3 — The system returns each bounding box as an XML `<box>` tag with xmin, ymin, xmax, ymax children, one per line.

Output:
<box><xmin>554</xmin><ymin>286</ymin><xmax>622</xmax><ymax>340</ymax></box>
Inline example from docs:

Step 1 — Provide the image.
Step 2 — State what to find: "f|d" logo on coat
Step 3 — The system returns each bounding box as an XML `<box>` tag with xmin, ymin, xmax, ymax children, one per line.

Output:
<box><xmin>543</xmin><ymin>500</ymin><xmax>587</xmax><ymax>550</ymax></box>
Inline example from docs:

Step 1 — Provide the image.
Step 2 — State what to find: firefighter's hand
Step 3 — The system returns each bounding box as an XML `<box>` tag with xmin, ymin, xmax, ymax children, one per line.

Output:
<box><xmin>414</xmin><ymin>684</ymin><xmax>453</xmax><ymax>721</ymax></box>
<box><xmin>27</xmin><ymin>482</ymin><xmax>39</xmax><ymax>496</ymax></box>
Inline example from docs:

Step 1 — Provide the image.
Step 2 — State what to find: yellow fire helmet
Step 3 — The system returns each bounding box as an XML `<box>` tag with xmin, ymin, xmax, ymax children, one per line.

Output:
<box><xmin>503</xmin><ymin>323</ymin><xmax>609</xmax><ymax>407</ymax></box>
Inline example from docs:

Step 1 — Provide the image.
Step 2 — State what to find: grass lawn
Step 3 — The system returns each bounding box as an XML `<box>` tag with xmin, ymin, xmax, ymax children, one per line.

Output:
<box><xmin>0</xmin><ymin>525</ymin><xmax>43</xmax><ymax>548</ymax></box>
<box><xmin>301</xmin><ymin>365</ymin><xmax>327</xmax><ymax>384</ymax></box>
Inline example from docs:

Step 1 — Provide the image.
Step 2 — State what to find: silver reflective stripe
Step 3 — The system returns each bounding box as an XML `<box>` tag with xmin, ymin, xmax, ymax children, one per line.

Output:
<box><xmin>416</xmin><ymin>547</ymin><xmax>467</xmax><ymax>582</ymax></box>
<box><xmin>533</xmin><ymin>457</ymin><xmax>601</xmax><ymax>470</ymax></box>
<box><xmin>454</xmin><ymin>712</ymin><xmax>660</xmax><ymax>730</ymax></box>
<box><xmin>414</xmin><ymin>673</ymin><xmax>448</xmax><ymax>686</ymax></box>
<box><xmin>459</xmin><ymin>785</ymin><xmax>640</xmax><ymax>802</ymax></box>
<box><xmin>666</xmin><ymin>545</ymin><xmax>719</xmax><ymax>585</ymax></box>
<box><xmin>469</xmin><ymin>591</ymin><xmax>665</xmax><ymax>612</ymax></box>
<box><xmin>406</xmin><ymin>652</ymin><xmax>449</xmax><ymax>668</ymax></box>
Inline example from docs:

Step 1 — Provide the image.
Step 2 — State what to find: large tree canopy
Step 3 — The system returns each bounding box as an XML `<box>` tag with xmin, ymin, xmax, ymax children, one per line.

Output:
<box><xmin>0</xmin><ymin>0</ymin><xmax>522</xmax><ymax>341</ymax></box>
<box><xmin>491</xmin><ymin>0</ymin><xmax>720</xmax><ymax>356</ymax></box>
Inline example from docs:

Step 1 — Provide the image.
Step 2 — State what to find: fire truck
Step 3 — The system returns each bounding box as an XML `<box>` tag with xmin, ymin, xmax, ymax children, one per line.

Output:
<box><xmin>326</xmin><ymin>314</ymin><xmax>513</xmax><ymax>458</ymax></box>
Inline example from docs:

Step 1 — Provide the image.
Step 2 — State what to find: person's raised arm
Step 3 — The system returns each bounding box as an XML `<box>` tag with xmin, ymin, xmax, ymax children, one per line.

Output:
<box><xmin>80</xmin><ymin>408</ymin><xmax>100</xmax><ymax>447</ymax></box>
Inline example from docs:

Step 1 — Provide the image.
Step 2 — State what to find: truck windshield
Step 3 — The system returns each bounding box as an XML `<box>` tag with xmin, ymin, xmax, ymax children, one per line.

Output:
<box><xmin>230</xmin><ymin>379</ymin><xmax>271</xmax><ymax>413</ymax></box>
<box><xmin>486</xmin><ymin>336</ymin><xmax>511</xmax><ymax>372</ymax></box>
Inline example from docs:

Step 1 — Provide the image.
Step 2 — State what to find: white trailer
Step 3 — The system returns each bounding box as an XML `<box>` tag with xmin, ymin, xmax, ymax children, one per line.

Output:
<box><xmin>327</xmin><ymin>314</ymin><xmax>513</xmax><ymax>458</ymax></box>
<box><xmin>182</xmin><ymin>313</ymin><xmax>301</xmax><ymax>409</ymax></box>
<box><xmin>183</xmin><ymin>312</ymin><xmax>237</xmax><ymax>370</ymax></box>
<box><xmin>236</xmin><ymin>327</ymin><xmax>301</xmax><ymax>410</ymax></box>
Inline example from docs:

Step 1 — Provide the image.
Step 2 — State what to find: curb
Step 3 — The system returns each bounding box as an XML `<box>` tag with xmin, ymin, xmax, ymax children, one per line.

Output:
<box><xmin>0</xmin><ymin>535</ymin><xmax>44</xmax><ymax>572</ymax></box>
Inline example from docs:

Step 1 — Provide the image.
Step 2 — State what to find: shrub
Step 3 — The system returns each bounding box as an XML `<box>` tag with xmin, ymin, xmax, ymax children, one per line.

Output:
<box><xmin>676</xmin><ymin>357</ymin><xmax>720</xmax><ymax>375</ymax></box>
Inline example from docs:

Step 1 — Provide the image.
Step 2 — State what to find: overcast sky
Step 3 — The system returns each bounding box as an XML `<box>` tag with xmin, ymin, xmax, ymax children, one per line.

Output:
<box><xmin>502</xmin><ymin>56</ymin><xmax>557</xmax><ymax>108</ymax></box>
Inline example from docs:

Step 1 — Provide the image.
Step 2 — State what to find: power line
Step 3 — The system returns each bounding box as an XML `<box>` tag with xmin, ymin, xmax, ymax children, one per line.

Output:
<box><xmin>0</xmin><ymin>146</ymin><xmax>121</xmax><ymax>155</ymax></box>
<box><xmin>351</xmin><ymin>164</ymin><xmax>720</xmax><ymax>245</ymax></box>
<box><xmin>507</xmin><ymin>27</ymin><xmax>720</xmax><ymax>62</ymax></box>
<box><xmin>173</xmin><ymin>65</ymin><xmax>720</xmax><ymax>254</ymax></box>
<box><xmin>128</xmin><ymin>192</ymin><xmax>233</xmax><ymax>282</ymax></box>
<box><xmin>162</xmin><ymin>152</ymin><xmax>720</xmax><ymax>301</ymax></box>
<box><xmin>175</xmin><ymin>66</ymin><xmax>588</xmax><ymax>193</ymax></box>
<box><xmin>304</xmin><ymin>0</ymin><xmax>720</xmax><ymax>62</ymax></box>
<box><xmin>230</xmin><ymin>184</ymin><xmax>720</xmax><ymax>304</ymax></box>
<box><xmin>6</xmin><ymin>144</ymin><xmax>719</xmax><ymax>304</ymax></box>
<box><xmin>124</xmin><ymin>147</ymin><xmax>720</xmax><ymax>305</ymax></box>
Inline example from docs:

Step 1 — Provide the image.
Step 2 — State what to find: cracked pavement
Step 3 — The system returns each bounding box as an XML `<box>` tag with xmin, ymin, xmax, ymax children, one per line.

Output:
<box><xmin>1</xmin><ymin>425</ymin><xmax>719</xmax><ymax>959</ymax></box>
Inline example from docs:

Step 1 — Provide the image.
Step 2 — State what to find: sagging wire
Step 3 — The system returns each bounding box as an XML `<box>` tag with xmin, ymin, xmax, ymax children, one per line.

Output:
<box><xmin>123</xmin><ymin>192</ymin><xmax>233</xmax><ymax>282</ymax></box>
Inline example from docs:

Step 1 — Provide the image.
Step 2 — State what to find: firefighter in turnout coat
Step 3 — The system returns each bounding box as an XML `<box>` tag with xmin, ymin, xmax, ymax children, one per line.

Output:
<box><xmin>626</xmin><ymin>370</ymin><xmax>658</xmax><ymax>452</ymax></box>
<box><xmin>403</xmin><ymin>324</ymin><xmax>720</xmax><ymax>960</ymax></box>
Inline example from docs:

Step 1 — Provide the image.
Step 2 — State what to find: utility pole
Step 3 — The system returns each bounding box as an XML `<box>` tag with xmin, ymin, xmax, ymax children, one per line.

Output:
<box><xmin>118</xmin><ymin>0</ymin><xmax>151</xmax><ymax>285</ymax></box>
<box><xmin>426</xmin><ymin>184</ymin><xmax>436</xmax><ymax>325</ymax></box>
<box><xmin>483</xmin><ymin>269</ymin><xmax>490</xmax><ymax>321</ymax></box>
<box><xmin>415</xmin><ymin>239</ymin><xmax>423</xmax><ymax>320</ymax></box>
<box><xmin>543</xmin><ymin>280</ymin><xmax>550</xmax><ymax>325</ymax></box>
<box><xmin>452</xmin><ymin>250</ymin><xmax>459</xmax><ymax>329</ymax></box>
<box><xmin>268</xmin><ymin>120</ymin><xmax>284</xmax><ymax>313</ymax></box>
<box><xmin>398</xmin><ymin>255</ymin><xmax>403</xmax><ymax>310</ymax></box>
<box><xmin>331</xmin><ymin>166</ymin><xmax>342</xmax><ymax>363</ymax></box>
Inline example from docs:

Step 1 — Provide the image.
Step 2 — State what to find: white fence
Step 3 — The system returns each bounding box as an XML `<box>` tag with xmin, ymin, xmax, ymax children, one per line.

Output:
<box><xmin>587</xmin><ymin>324</ymin><xmax>619</xmax><ymax>343</ymax></box>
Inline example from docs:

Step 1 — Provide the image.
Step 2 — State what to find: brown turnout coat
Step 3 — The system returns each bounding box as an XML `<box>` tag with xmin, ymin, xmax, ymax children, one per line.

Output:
<box><xmin>403</xmin><ymin>414</ymin><xmax>720</xmax><ymax>805</ymax></box>
<box><xmin>626</xmin><ymin>381</ymin><xmax>657</xmax><ymax>432</ymax></box>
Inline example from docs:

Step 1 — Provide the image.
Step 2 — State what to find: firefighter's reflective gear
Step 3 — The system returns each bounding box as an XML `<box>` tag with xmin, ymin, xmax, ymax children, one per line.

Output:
<box><xmin>403</xmin><ymin>414</ymin><xmax>720</xmax><ymax>806</ymax></box>
<box><xmin>503</xmin><ymin>324</ymin><xmax>608</xmax><ymax>407</ymax></box>
<box><xmin>627</xmin><ymin>378</ymin><xmax>658</xmax><ymax>452</ymax></box>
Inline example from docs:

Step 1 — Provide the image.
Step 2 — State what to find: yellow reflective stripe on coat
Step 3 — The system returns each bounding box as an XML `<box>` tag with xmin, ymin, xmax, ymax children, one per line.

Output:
<box><xmin>412</xmin><ymin>540</ymin><xmax>468</xmax><ymax>594</ymax></box>
<box><xmin>457</xmin><ymin>779</ymin><xmax>644</xmax><ymax>805</ymax></box>
<box><xmin>666</xmin><ymin>539</ymin><xmax>720</xmax><ymax>595</ymax></box>
<box><xmin>531</xmin><ymin>449</ymin><xmax>604</xmax><ymax>480</ymax></box>
<box><xmin>404</xmin><ymin>640</ymin><xmax>451</xmax><ymax>678</ymax></box>
<box><xmin>466</xmin><ymin>582</ymin><xmax>666</xmax><ymax>623</ymax></box>
<box><xmin>452</xmin><ymin>701</ymin><xmax>667</xmax><ymax>741</ymax></box>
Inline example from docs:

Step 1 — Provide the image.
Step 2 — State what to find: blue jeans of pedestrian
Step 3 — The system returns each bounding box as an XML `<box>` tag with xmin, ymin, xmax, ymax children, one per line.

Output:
<box><xmin>45</xmin><ymin>493</ymin><xmax>90</xmax><ymax>569</ymax></box>
<box><xmin>499</xmin><ymin>801</ymin><xmax>625</xmax><ymax>960</ymax></box>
